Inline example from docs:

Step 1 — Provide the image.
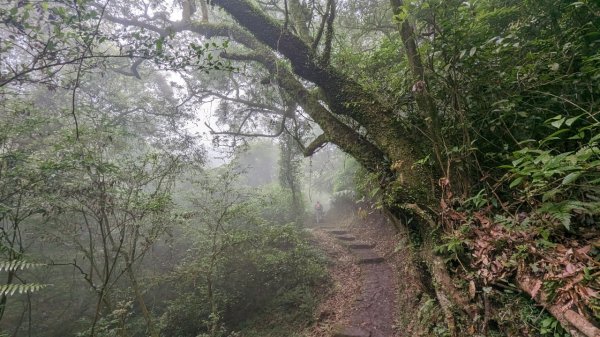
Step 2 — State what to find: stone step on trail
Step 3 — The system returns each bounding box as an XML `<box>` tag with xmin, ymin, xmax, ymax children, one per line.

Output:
<box><xmin>332</xmin><ymin>326</ymin><xmax>370</xmax><ymax>337</ymax></box>
<box><xmin>351</xmin><ymin>249</ymin><xmax>384</xmax><ymax>264</ymax></box>
<box><xmin>325</xmin><ymin>229</ymin><xmax>350</xmax><ymax>235</ymax></box>
<box><xmin>317</xmin><ymin>225</ymin><xmax>394</xmax><ymax>337</ymax></box>
<box><xmin>344</xmin><ymin>242</ymin><xmax>376</xmax><ymax>249</ymax></box>
<box><xmin>325</xmin><ymin>231</ymin><xmax>382</xmax><ymax>262</ymax></box>
<box><xmin>334</xmin><ymin>234</ymin><xmax>356</xmax><ymax>241</ymax></box>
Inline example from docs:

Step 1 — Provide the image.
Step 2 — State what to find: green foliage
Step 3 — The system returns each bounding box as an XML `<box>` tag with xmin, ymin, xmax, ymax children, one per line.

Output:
<box><xmin>493</xmin><ymin>290</ymin><xmax>571</xmax><ymax>336</ymax></box>
<box><xmin>330</xmin><ymin>189</ymin><xmax>356</xmax><ymax>209</ymax></box>
<box><xmin>0</xmin><ymin>261</ymin><xmax>45</xmax><ymax>272</ymax></box>
<box><xmin>160</xmin><ymin>168</ymin><xmax>327</xmax><ymax>337</ymax></box>
<box><xmin>255</xmin><ymin>184</ymin><xmax>303</xmax><ymax>226</ymax></box>
<box><xmin>357</xmin><ymin>0</ymin><xmax>600</xmax><ymax>195</ymax></box>
<box><xmin>235</xmin><ymin>285</ymin><xmax>316</xmax><ymax>337</ymax></box>
<box><xmin>332</xmin><ymin>157</ymin><xmax>360</xmax><ymax>194</ymax></box>
<box><xmin>75</xmin><ymin>300</ymin><xmax>135</xmax><ymax>337</ymax></box>
<box><xmin>503</xmin><ymin>119</ymin><xmax>600</xmax><ymax>229</ymax></box>
<box><xmin>539</xmin><ymin>316</ymin><xmax>569</xmax><ymax>337</ymax></box>
<box><xmin>159</xmin><ymin>294</ymin><xmax>212</xmax><ymax>337</ymax></box>
<box><xmin>0</xmin><ymin>66</ymin><xmax>192</xmax><ymax>333</ymax></box>
<box><xmin>353</xmin><ymin>167</ymin><xmax>381</xmax><ymax>200</ymax></box>
<box><xmin>464</xmin><ymin>189</ymin><xmax>491</xmax><ymax>209</ymax></box>
<box><xmin>434</xmin><ymin>235</ymin><xmax>467</xmax><ymax>257</ymax></box>
<box><xmin>278</xmin><ymin>134</ymin><xmax>305</xmax><ymax>224</ymax></box>
<box><xmin>417</xmin><ymin>295</ymin><xmax>450</xmax><ymax>337</ymax></box>
<box><xmin>162</xmin><ymin>220</ymin><xmax>327</xmax><ymax>337</ymax></box>
<box><xmin>0</xmin><ymin>283</ymin><xmax>48</xmax><ymax>297</ymax></box>
<box><xmin>1</xmin><ymin>0</ymin><xmax>232</xmax><ymax>89</ymax></box>
<box><xmin>3</xmin><ymin>0</ymin><xmax>599</xmax><ymax>334</ymax></box>
<box><xmin>0</xmin><ymin>260</ymin><xmax>49</xmax><ymax>298</ymax></box>
<box><xmin>381</xmin><ymin>1</ymin><xmax>600</xmax><ymax>333</ymax></box>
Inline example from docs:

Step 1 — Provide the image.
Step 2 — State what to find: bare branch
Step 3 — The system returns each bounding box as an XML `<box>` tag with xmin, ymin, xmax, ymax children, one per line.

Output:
<box><xmin>70</xmin><ymin>0</ymin><xmax>111</xmax><ymax>140</ymax></box>
<box><xmin>204</xmin><ymin>118</ymin><xmax>286</xmax><ymax>138</ymax></box>
<box><xmin>311</xmin><ymin>0</ymin><xmax>331</xmax><ymax>51</ymax></box>
<box><xmin>202</xmin><ymin>89</ymin><xmax>287</xmax><ymax>115</ymax></box>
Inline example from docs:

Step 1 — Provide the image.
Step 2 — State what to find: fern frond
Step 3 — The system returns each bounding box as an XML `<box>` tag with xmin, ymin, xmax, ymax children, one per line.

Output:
<box><xmin>0</xmin><ymin>260</ymin><xmax>45</xmax><ymax>272</ymax></box>
<box><xmin>0</xmin><ymin>283</ymin><xmax>49</xmax><ymax>296</ymax></box>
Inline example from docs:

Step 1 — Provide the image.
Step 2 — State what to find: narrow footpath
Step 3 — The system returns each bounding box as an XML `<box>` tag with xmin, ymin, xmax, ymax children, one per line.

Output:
<box><xmin>308</xmin><ymin>223</ymin><xmax>398</xmax><ymax>337</ymax></box>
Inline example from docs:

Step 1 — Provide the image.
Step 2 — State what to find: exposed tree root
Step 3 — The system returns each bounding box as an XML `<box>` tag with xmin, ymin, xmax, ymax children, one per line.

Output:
<box><xmin>518</xmin><ymin>274</ymin><xmax>600</xmax><ymax>337</ymax></box>
<box><xmin>400</xmin><ymin>201</ymin><xmax>600</xmax><ymax>337</ymax></box>
<box><xmin>397</xmin><ymin>203</ymin><xmax>480</xmax><ymax>337</ymax></box>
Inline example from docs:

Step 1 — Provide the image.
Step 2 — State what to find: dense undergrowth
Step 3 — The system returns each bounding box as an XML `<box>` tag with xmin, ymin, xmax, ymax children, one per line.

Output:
<box><xmin>333</xmin><ymin>170</ymin><xmax>598</xmax><ymax>337</ymax></box>
<box><xmin>2</xmin><ymin>0</ymin><xmax>600</xmax><ymax>335</ymax></box>
<box><xmin>161</xmin><ymin>222</ymin><xmax>327</xmax><ymax>337</ymax></box>
<box><xmin>330</xmin><ymin>0</ymin><xmax>600</xmax><ymax>335</ymax></box>
<box><xmin>0</xmin><ymin>96</ymin><xmax>329</xmax><ymax>337</ymax></box>
<box><xmin>341</xmin><ymin>123</ymin><xmax>600</xmax><ymax>335</ymax></box>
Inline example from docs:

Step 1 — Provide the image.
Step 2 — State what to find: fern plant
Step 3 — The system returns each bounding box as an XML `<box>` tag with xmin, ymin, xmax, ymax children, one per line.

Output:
<box><xmin>0</xmin><ymin>283</ymin><xmax>48</xmax><ymax>296</ymax></box>
<box><xmin>503</xmin><ymin>118</ymin><xmax>600</xmax><ymax>230</ymax></box>
<box><xmin>0</xmin><ymin>260</ymin><xmax>49</xmax><ymax>296</ymax></box>
<box><xmin>0</xmin><ymin>260</ymin><xmax>45</xmax><ymax>272</ymax></box>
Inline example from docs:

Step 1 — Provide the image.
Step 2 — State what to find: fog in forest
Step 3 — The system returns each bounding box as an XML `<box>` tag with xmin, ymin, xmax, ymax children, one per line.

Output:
<box><xmin>2</xmin><ymin>0</ymin><xmax>600</xmax><ymax>337</ymax></box>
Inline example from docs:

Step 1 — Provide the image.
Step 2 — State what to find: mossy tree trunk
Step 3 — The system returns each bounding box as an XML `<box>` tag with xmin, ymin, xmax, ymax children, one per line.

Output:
<box><xmin>106</xmin><ymin>0</ymin><xmax>465</xmax><ymax>333</ymax></box>
<box><xmin>210</xmin><ymin>0</ymin><xmax>432</xmax><ymax>200</ymax></box>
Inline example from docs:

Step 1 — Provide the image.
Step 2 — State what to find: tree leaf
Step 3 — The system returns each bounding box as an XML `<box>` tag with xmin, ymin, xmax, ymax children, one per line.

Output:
<box><xmin>156</xmin><ymin>37</ymin><xmax>164</xmax><ymax>53</ymax></box>
<box><xmin>510</xmin><ymin>176</ymin><xmax>523</xmax><ymax>188</ymax></box>
<box><xmin>562</xmin><ymin>172</ymin><xmax>581</xmax><ymax>185</ymax></box>
<box><xmin>565</xmin><ymin>115</ymin><xmax>580</xmax><ymax>126</ymax></box>
<box><xmin>550</xmin><ymin>117</ymin><xmax>566</xmax><ymax>129</ymax></box>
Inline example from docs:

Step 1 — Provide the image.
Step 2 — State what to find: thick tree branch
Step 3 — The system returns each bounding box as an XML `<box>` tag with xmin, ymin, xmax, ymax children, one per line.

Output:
<box><xmin>518</xmin><ymin>274</ymin><xmax>600</xmax><ymax>337</ymax></box>
<box><xmin>390</xmin><ymin>0</ymin><xmax>444</xmax><ymax>174</ymax></box>
<box><xmin>211</xmin><ymin>0</ymin><xmax>425</xmax><ymax>185</ymax></box>
<box><xmin>303</xmin><ymin>133</ymin><xmax>329</xmax><ymax>156</ymax></box>
<box><xmin>287</xmin><ymin>0</ymin><xmax>312</xmax><ymax>44</ymax></box>
<box><xmin>221</xmin><ymin>50</ymin><xmax>387</xmax><ymax>172</ymax></box>
<box><xmin>103</xmin><ymin>4</ymin><xmax>421</xmax><ymax>183</ymax></box>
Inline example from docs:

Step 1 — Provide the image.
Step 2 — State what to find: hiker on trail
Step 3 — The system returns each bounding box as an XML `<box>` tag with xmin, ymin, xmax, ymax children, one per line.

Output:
<box><xmin>315</xmin><ymin>201</ymin><xmax>324</xmax><ymax>224</ymax></box>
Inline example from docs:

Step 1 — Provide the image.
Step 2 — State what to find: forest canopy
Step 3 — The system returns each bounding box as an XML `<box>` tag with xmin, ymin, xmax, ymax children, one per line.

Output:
<box><xmin>1</xmin><ymin>0</ymin><xmax>600</xmax><ymax>336</ymax></box>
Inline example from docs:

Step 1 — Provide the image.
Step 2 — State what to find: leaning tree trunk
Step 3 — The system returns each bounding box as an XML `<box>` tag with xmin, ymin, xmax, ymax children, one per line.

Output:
<box><xmin>388</xmin><ymin>1</ymin><xmax>476</xmax><ymax>333</ymax></box>
<box><xmin>211</xmin><ymin>0</ymin><xmax>431</xmax><ymax>194</ymax></box>
<box><xmin>106</xmin><ymin>2</ymin><xmax>470</xmax><ymax>334</ymax></box>
<box><xmin>207</xmin><ymin>1</ymin><xmax>472</xmax><ymax>334</ymax></box>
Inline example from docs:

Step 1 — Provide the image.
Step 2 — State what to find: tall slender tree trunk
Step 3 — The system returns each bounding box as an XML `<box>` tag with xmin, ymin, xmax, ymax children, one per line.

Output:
<box><xmin>124</xmin><ymin>255</ymin><xmax>159</xmax><ymax>337</ymax></box>
<box><xmin>390</xmin><ymin>0</ymin><xmax>445</xmax><ymax>176</ymax></box>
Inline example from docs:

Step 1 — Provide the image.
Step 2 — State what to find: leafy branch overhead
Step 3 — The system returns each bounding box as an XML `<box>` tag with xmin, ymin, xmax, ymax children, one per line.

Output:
<box><xmin>0</xmin><ymin>284</ymin><xmax>48</xmax><ymax>297</ymax></box>
<box><xmin>1</xmin><ymin>0</ymin><xmax>600</xmax><ymax>336</ymax></box>
<box><xmin>0</xmin><ymin>261</ymin><xmax>45</xmax><ymax>272</ymax></box>
<box><xmin>0</xmin><ymin>261</ymin><xmax>49</xmax><ymax>297</ymax></box>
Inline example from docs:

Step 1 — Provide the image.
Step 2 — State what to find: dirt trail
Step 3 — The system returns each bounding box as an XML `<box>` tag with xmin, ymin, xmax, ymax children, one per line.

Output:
<box><xmin>307</xmin><ymin>220</ymin><xmax>399</xmax><ymax>337</ymax></box>
<box><xmin>349</xmin><ymin>258</ymin><xmax>396</xmax><ymax>337</ymax></box>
